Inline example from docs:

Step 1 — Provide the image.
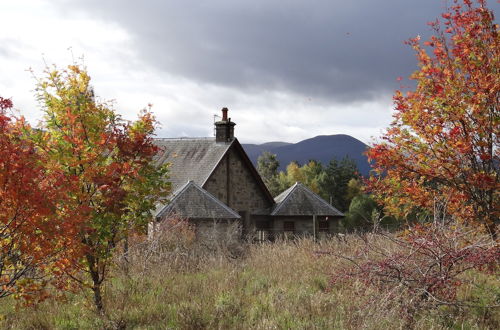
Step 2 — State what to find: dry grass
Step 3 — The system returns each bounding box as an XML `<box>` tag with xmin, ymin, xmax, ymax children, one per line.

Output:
<box><xmin>0</xmin><ymin>232</ymin><xmax>498</xmax><ymax>329</ymax></box>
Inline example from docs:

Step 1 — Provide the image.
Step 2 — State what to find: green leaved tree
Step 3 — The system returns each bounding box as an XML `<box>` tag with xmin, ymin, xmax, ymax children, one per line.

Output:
<box><xmin>35</xmin><ymin>64</ymin><xmax>170</xmax><ymax>313</ymax></box>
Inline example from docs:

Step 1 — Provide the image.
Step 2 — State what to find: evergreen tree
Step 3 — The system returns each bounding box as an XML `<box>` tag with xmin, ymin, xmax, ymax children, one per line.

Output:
<box><xmin>319</xmin><ymin>157</ymin><xmax>359</xmax><ymax>212</ymax></box>
<box><xmin>256</xmin><ymin>151</ymin><xmax>281</xmax><ymax>196</ymax></box>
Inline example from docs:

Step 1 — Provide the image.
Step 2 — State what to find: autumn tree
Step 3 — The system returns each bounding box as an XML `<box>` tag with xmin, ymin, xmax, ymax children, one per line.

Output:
<box><xmin>0</xmin><ymin>97</ymin><xmax>77</xmax><ymax>303</ymax></box>
<box><xmin>301</xmin><ymin>159</ymin><xmax>325</xmax><ymax>193</ymax></box>
<box><xmin>278</xmin><ymin>161</ymin><xmax>304</xmax><ymax>191</ymax></box>
<box><xmin>275</xmin><ymin>160</ymin><xmax>325</xmax><ymax>195</ymax></box>
<box><xmin>367</xmin><ymin>0</ymin><xmax>499</xmax><ymax>237</ymax></box>
<box><xmin>34</xmin><ymin>65</ymin><xmax>170</xmax><ymax>313</ymax></box>
<box><xmin>346</xmin><ymin>178</ymin><xmax>362</xmax><ymax>202</ymax></box>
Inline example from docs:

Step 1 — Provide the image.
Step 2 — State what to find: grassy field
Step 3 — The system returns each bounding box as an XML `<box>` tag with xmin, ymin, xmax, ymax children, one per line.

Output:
<box><xmin>0</xmin><ymin>232</ymin><xmax>498</xmax><ymax>329</ymax></box>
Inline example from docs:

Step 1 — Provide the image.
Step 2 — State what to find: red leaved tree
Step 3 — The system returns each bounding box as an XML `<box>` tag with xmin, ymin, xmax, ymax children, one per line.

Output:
<box><xmin>0</xmin><ymin>97</ymin><xmax>79</xmax><ymax>303</ymax></box>
<box><xmin>367</xmin><ymin>0</ymin><xmax>499</xmax><ymax>238</ymax></box>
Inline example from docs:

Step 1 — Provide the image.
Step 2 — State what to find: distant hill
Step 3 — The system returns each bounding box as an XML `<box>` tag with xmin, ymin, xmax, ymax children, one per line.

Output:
<box><xmin>241</xmin><ymin>141</ymin><xmax>292</xmax><ymax>160</ymax></box>
<box><xmin>242</xmin><ymin>134</ymin><xmax>371</xmax><ymax>176</ymax></box>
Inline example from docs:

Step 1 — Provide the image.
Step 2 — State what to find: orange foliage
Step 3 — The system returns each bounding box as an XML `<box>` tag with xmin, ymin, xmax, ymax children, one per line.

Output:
<box><xmin>0</xmin><ymin>97</ymin><xmax>81</xmax><ymax>303</ymax></box>
<box><xmin>367</xmin><ymin>0</ymin><xmax>499</xmax><ymax>236</ymax></box>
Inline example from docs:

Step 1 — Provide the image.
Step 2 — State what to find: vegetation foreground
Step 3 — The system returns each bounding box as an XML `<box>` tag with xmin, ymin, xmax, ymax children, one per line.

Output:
<box><xmin>0</xmin><ymin>231</ymin><xmax>498</xmax><ymax>330</ymax></box>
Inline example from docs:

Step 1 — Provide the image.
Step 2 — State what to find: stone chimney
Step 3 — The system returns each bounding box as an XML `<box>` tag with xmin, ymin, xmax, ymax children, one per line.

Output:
<box><xmin>215</xmin><ymin>107</ymin><xmax>236</xmax><ymax>143</ymax></box>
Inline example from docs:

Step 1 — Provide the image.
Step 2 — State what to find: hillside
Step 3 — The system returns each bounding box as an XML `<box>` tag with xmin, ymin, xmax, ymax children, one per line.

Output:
<box><xmin>242</xmin><ymin>134</ymin><xmax>371</xmax><ymax>176</ymax></box>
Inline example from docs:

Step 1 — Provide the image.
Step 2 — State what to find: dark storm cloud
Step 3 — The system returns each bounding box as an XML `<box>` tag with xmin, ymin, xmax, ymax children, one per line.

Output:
<box><xmin>54</xmin><ymin>0</ymin><xmax>490</xmax><ymax>103</ymax></box>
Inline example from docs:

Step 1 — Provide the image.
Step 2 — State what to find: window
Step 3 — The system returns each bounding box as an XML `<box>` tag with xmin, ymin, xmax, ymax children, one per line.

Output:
<box><xmin>283</xmin><ymin>221</ymin><xmax>295</xmax><ymax>232</ymax></box>
<box><xmin>319</xmin><ymin>220</ymin><xmax>329</xmax><ymax>232</ymax></box>
<box><xmin>256</xmin><ymin>220</ymin><xmax>270</xmax><ymax>230</ymax></box>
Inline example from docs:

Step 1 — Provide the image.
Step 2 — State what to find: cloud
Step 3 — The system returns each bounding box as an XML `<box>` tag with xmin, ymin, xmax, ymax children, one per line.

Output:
<box><xmin>4</xmin><ymin>1</ymin><xmax>497</xmax><ymax>144</ymax></box>
<box><xmin>0</xmin><ymin>0</ymin><xmax>138</xmax><ymax>122</ymax></box>
<box><xmin>53</xmin><ymin>0</ymin><xmax>450</xmax><ymax>103</ymax></box>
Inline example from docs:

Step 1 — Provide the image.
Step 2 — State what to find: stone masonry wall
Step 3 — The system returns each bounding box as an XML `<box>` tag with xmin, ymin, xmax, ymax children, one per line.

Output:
<box><xmin>272</xmin><ymin>216</ymin><xmax>341</xmax><ymax>238</ymax></box>
<box><xmin>273</xmin><ymin>216</ymin><xmax>314</xmax><ymax>235</ymax></box>
<box><xmin>203</xmin><ymin>146</ymin><xmax>273</xmax><ymax>232</ymax></box>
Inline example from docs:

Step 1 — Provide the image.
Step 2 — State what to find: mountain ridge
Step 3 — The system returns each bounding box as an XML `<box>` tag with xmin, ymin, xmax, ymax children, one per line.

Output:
<box><xmin>242</xmin><ymin>134</ymin><xmax>371</xmax><ymax>176</ymax></box>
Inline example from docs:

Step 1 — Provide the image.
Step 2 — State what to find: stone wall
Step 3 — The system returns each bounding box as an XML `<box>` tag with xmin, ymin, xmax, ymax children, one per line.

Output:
<box><xmin>271</xmin><ymin>216</ymin><xmax>342</xmax><ymax>238</ymax></box>
<box><xmin>273</xmin><ymin>216</ymin><xmax>313</xmax><ymax>235</ymax></box>
<box><xmin>203</xmin><ymin>146</ymin><xmax>273</xmax><ymax>233</ymax></box>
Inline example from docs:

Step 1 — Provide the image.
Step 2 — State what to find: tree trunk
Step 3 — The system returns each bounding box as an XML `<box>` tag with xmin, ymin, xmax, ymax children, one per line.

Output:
<box><xmin>92</xmin><ymin>282</ymin><xmax>104</xmax><ymax>314</ymax></box>
<box><xmin>123</xmin><ymin>233</ymin><xmax>130</xmax><ymax>275</ymax></box>
<box><xmin>86</xmin><ymin>253</ymin><xmax>105</xmax><ymax>314</ymax></box>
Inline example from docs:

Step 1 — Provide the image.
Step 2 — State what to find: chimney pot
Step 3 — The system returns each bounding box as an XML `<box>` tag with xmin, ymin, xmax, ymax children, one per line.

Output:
<box><xmin>215</xmin><ymin>107</ymin><xmax>236</xmax><ymax>143</ymax></box>
<box><xmin>222</xmin><ymin>107</ymin><xmax>228</xmax><ymax>121</ymax></box>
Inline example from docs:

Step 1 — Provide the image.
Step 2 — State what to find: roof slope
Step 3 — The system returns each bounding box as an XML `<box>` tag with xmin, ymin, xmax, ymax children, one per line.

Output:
<box><xmin>154</xmin><ymin>138</ymin><xmax>232</xmax><ymax>192</ymax></box>
<box><xmin>156</xmin><ymin>181</ymin><xmax>241</xmax><ymax>220</ymax></box>
<box><xmin>272</xmin><ymin>182</ymin><xmax>344</xmax><ymax>216</ymax></box>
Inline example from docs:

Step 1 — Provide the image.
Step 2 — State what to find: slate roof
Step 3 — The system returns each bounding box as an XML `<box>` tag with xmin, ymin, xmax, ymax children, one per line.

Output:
<box><xmin>155</xmin><ymin>181</ymin><xmax>241</xmax><ymax>220</ymax></box>
<box><xmin>272</xmin><ymin>182</ymin><xmax>344</xmax><ymax>216</ymax></box>
<box><xmin>154</xmin><ymin>137</ymin><xmax>233</xmax><ymax>192</ymax></box>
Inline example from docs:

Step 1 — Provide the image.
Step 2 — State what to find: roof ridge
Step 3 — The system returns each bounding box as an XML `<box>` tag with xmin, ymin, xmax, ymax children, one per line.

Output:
<box><xmin>297</xmin><ymin>183</ymin><xmax>344</xmax><ymax>216</ymax></box>
<box><xmin>272</xmin><ymin>182</ymin><xmax>344</xmax><ymax>216</ymax></box>
<box><xmin>190</xmin><ymin>181</ymin><xmax>241</xmax><ymax>218</ymax></box>
<box><xmin>274</xmin><ymin>182</ymin><xmax>296</xmax><ymax>201</ymax></box>
<box><xmin>201</xmin><ymin>139</ymin><xmax>234</xmax><ymax>187</ymax></box>
<box><xmin>272</xmin><ymin>183</ymin><xmax>298</xmax><ymax>215</ymax></box>
<box><xmin>156</xmin><ymin>180</ymin><xmax>240</xmax><ymax>220</ymax></box>
<box><xmin>155</xmin><ymin>180</ymin><xmax>192</xmax><ymax>219</ymax></box>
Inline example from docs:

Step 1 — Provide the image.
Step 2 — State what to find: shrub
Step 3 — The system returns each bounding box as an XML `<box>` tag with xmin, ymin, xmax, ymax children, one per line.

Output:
<box><xmin>329</xmin><ymin>222</ymin><xmax>499</xmax><ymax>324</ymax></box>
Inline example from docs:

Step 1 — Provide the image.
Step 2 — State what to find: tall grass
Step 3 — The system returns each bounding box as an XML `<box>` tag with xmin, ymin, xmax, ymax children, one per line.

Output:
<box><xmin>0</xmin><ymin>231</ymin><xmax>498</xmax><ymax>329</ymax></box>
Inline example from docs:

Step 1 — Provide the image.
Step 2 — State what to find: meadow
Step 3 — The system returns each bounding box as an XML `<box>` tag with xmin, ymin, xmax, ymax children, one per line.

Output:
<box><xmin>0</xmin><ymin>228</ymin><xmax>498</xmax><ymax>330</ymax></box>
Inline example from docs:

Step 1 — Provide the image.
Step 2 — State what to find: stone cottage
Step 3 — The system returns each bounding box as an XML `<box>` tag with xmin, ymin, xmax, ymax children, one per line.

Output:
<box><xmin>152</xmin><ymin>108</ymin><xmax>343</xmax><ymax>240</ymax></box>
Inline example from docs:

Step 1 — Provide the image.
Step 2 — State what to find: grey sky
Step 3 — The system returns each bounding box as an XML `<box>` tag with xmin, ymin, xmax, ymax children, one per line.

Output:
<box><xmin>57</xmin><ymin>0</ymin><xmax>446</xmax><ymax>101</ymax></box>
<box><xmin>2</xmin><ymin>0</ymin><xmax>498</xmax><ymax>143</ymax></box>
